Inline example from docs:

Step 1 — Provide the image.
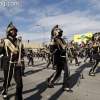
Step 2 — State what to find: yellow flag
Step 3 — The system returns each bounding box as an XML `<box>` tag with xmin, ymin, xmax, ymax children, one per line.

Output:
<box><xmin>74</xmin><ymin>32</ymin><xmax>92</xmax><ymax>42</ymax></box>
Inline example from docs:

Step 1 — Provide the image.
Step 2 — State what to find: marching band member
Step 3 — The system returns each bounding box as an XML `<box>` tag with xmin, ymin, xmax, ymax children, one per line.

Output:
<box><xmin>0</xmin><ymin>22</ymin><xmax>23</xmax><ymax>100</ymax></box>
<box><xmin>46</xmin><ymin>25</ymin><xmax>73</xmax><ymax>92</ymax></box>
<box><xmin>27</xmin><ymin>48</ymin><xmax>34</xmax><ymax>67</ymax></box>
<box><xmin>89</xmin><ymin>32</ymin><xmax>100</xmax><ymax>76</ymax></box>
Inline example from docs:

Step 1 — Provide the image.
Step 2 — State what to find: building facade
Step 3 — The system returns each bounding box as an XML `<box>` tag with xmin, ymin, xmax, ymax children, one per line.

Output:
<box><xmin>23</xmin><ymin>42</ymin><xmax>44</xmax><ymax>52</ymax></box>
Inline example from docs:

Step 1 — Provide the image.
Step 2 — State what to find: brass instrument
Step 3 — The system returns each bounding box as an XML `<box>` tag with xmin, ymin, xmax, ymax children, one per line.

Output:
<box><xmin>62</xmin><ymin>36</ymin><xmax>70</xmax><ymax>77</ymax></box>
<box><xmin>55</xmin><ymin>37</ymin><xmax>66</xmax><ymax>50</ymax></box>
<box><xmin>92</xmin><ymin>32</ymin><xmax>100</xmax><ymax>41</ymax></box>
<box><xmin>6</xmin><ymin>53</ymin><xmax>13</xmax><ymax>95</ymax></box>
<box><xmin>62</xmin><ymin>36</ymin><xmax>74</xmax><ymax>59</ymax></box>
<box><xmin>16</xmin><ymin>36</ymin><xmax>22</xmax><ymax>67</ymax></box>
<box><xmin>4</xmin><ymin>39</ymin><xmax>18</xmax><ymax>56</ymax></box>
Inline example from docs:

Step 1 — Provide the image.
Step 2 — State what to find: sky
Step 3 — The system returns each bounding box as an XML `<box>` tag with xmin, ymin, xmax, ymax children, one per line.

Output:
<box><xmin>0</xmin><ymin>0</ymin><xmax>100</xmax><ymax>44</ymax></box>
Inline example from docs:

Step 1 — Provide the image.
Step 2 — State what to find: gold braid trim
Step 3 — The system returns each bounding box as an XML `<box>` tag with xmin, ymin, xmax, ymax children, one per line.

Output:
<box><xmin>60</xmin><ymin>56</ymin><xmax>66</xmax><ymax>57</ymax></box>
<box><xmin>55</xmin><ymin>38</ymin><xmax>66</xmax><ymax>50</ymax></box>
<box><xmin>4</xmin><ymin>39</ymin><xmax>18</xmax><ymax>54</ymax></box>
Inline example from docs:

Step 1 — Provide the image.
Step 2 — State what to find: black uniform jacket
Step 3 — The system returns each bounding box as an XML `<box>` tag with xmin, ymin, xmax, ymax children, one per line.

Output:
<box><xmin>0</xmin><ymin>37</ymin><xmax>19</xmax><ymax>70</ymax></box>
<box><xmin>49</xmin><ymin>36</ymin><xmax>66</xmax><ymax>65</ymax></box>
<box><xmin>92</xmin><ymin>44</ymin><xmax>100</xmax><ymax>60</ymax></box>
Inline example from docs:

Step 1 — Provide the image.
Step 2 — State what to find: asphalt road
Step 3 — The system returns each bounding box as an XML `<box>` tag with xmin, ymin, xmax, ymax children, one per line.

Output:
<box><xmin>0</xmin><ymin>57</ymin><xmax>100</xmax><ymax>100</ymax></box>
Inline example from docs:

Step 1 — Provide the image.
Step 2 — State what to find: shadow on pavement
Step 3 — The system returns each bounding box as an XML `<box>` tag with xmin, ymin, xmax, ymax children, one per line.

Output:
<box><xmin>48</xmin><ymin>87</ymin><xmax>64</xmax><ymax>100</ymax></box>
<box><xmin>95</xmin><ymin>66</ymin><xmax>100</xmax><ymax>74</ymax></box>
<box><xmin>34</xmin><ymin>63</ymin><xmax>46</xmax><ymax>66</ymax></box>
<box><xmin>70</xmin><ymin>62</ymin><xmax>93</xmax><ymax>88</ymax></box>
<box><xmin>7</xmin><ymin>77</ymin><xmax>64</xmax><ymax>100</ymax></box>
<box><xmin>24</xmin><ymin>68</ymin><xmax>45</xmax><ymax>76</ymax></box>
<box><xmin>34</xmin><ymin>59</ymin><xmax>44</xmax><ymax>62</ymax></box>
<box><xmin>23</xmin><ymin>81</ymin><xmax>47</xmax><ymax>100</ymax></box>
<box><xmin>0</xmin><ymin>77</ymin><xmax>3</xmax><ymax>83</ymax></box>
<box><xmin>47</xmin><ymin>62</ymin><xmax>94</xmax><ymax>100</ymax></box>
<box><xmin>4</xmin><ymin>62</ymin><xmax>96</xmax><ymax>100</ymax></box>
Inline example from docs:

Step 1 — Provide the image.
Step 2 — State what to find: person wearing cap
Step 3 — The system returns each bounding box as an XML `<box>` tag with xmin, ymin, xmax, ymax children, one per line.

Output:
<box><xmin>46</xmin><ymin>25</ymin><xmax>73</xmax><ymax>92</ymax></box>
<box><xmin>0</xmin><ymin>22</ymin><xmax>23</xmax><ymax>100</ymax></box>
<box><xmin>27</xmin><ymin>47</ymin><xmax>34</xmax><ymax>66</ymax></box>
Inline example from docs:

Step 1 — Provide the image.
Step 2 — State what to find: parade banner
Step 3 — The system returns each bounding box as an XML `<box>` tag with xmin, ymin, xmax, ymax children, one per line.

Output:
<box><xmin>74</xmin><ymin>32</ymin><xmax>92</xmax><ymax>43</ymax></box>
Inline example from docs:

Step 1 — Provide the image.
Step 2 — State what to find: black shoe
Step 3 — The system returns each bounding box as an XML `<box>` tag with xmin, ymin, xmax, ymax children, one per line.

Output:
<box><xmin>46</xmin><ymin>78</ymin><xmax>52</xmax><ymax>88</ymax></box>
<box><xmin>62</xmin><ymin>87</ymin><xmax>73</xmax><ymax>92</ymax></box>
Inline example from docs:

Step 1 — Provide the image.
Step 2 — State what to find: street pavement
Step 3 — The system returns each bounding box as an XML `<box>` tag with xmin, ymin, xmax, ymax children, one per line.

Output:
<box><xmin>0</xmin><ymin>57</ymin><xmax>100</xmax><ymax>100</ymax></box>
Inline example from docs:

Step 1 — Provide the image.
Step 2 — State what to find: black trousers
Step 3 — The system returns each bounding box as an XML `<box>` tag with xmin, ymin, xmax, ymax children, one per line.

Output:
<box><xmin>21</xmin><ymin>61</ymin><xmax>25</xmax><ymax>75</ymax></box>
<box><xmin>28</xmin><ymin>57</ymin><xmax>34</xmax><ymax>65</ymax></box>
<box><xmin>52</xmin><ymin>55</ymin><xmax>56</xmax><ymax>69</ymax></box>
<box><xmin>3</xmin><ymin>67</ymin><xmax>23</xmax><ymax>100</ymax></box>
<box><xmin>48</xmin><ymin>57</ymin><xmax>70</xmax><ymax>88</ymax></box>
<box><xmin>46</xmin><ymin>61</ymin><xmax>51</xmax><ymax>68</ymax></box>
<box><xmin>89</xmin><ymin>59</ymin><xmax>99</xmax><ymax>74</ymax></box>
<box><xmin>0</xmin><ymin>59</ymin><xmax>3</xmax><ymax>70</ymax></box>
<box><xmin>46</xmin><ymin>55</ymin><xmax>52</xmax><ymax>68</ymax></box>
